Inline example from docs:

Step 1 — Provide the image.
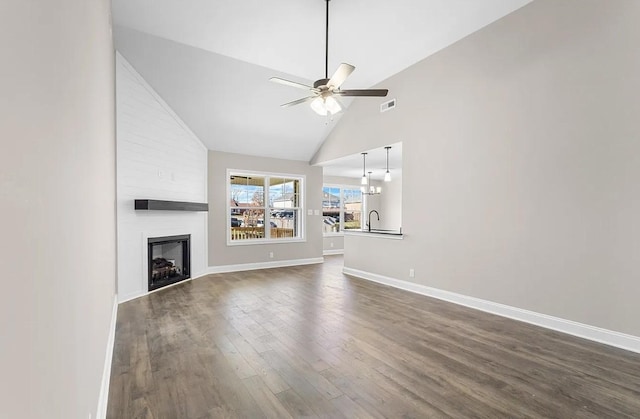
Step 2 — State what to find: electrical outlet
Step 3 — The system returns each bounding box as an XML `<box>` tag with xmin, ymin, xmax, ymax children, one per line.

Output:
<box><xmin>330</xmin><ymin>242</ymin><xmax>334</xmax><ymax>248</ymax></box>
<box><xmin>269</xmin><ymin>252</ymin><xmax>274</xmax><ymax>259</ymax></box>
<box><xmin>409</xmin><ymin>268</ymin><xmax>415</xmax><ymax>278</ymax></box>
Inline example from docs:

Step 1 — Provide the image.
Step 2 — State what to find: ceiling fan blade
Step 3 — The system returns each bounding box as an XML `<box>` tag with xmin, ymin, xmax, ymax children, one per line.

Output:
<box><xmin>270</xmin><ymin>77</ymin><xmax>317</xmax><ymax>91</ymax></box>
<box><xmin>337</xmin><ymin>89</ymin><xmax>389</xmax><ymax>97</ymax></box>
<box><xmin>281</xmin><ymin>96</ymin><xmax>316</xmax><ymax>108</ymax></box>
<box><xmin>327</xmin><ymin>63</ymin><xmax>355</xmax><ymax>89</ymax></box>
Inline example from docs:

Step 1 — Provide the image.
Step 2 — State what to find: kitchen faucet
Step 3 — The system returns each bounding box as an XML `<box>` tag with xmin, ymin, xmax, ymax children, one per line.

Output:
<box><xmin>367</xmin><ymin>210</ymin><xmax>379</xmax><ymax>232</ymax></box>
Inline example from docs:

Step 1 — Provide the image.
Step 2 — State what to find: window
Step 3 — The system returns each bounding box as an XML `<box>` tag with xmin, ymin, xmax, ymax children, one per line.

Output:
<box><xmin>322</xmin><ymin>185</ymin><xmax>363</xmax><ymax>234</ymax></box>
<box><xmin>229</xmin><ymin>171</ymin><xmax>304</xmax><ymax>244</ymax></box>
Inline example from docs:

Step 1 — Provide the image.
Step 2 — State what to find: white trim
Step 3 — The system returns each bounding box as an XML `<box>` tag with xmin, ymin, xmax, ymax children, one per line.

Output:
<box><xmin>322</xmin><ymin>183</ymin><xmax>367</xmax><ymax>233</ymax></box>
<box><xmin>227</xmin><ymin>169</ymin><xmax>306</xmax><ymax>246</ymax></box>
<box><xmin>191</xmin><ymin>270</ymin><xmax>210</xmax><ymax>280</ymax></box>
<box><xmin>227</xmin><ymin>237</ymin><xmax>307</xmax><ymax>247</ymax></box>
<box><xmin>118</xmin><ymin>291</ymin><xmax>146</xmax><ymax>304</ymax></box>
<box><xmin>96</xmin><ymin>296</ymin><xmax>118</xmax><ymax>418</ymax></box>
<box><xmin>343</xmin><ymin>267</ymin><xmax>640</xmax><ymax>354</ymax></box>
<box><xmin>323</xmin><ymin>249</ymin><xmax>344</xmax><ymax>256</ymax></box>
<box><xmin>116</xmin><ymin>52</ymin><xmax>207</xmax><ymax>153</ymax></box>
<box><xmin>207</xmin><ymin>257</ymin><xmax>324</xmax><ymax>274</ymax></box>
<box><xmin>118</xmin><ymin>270</ymin><xmax>210</xmax><ymax>304</ymax></box>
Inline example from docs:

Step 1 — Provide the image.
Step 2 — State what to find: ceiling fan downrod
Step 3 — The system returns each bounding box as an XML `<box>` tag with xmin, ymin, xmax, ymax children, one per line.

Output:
<box><xmin>268</xmin><ymin>0</ymin><xmax>388</xmax><ymax>114</ymax></box>
<box><xmin>325</xmin><ymin>0</ymin><xmax>330</xmax><ymax>79</ymax></box>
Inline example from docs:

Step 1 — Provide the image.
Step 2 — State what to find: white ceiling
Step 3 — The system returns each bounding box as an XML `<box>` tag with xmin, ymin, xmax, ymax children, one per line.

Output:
<box><xmin>112</xmin><ymin>0</ymin><xmax>532</xmax><ymax>163</ymax></box>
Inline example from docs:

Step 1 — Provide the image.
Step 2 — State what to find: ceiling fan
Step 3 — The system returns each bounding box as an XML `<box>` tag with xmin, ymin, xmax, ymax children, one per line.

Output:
<box><xmin>269</xmin><ymin>0</ymin><xmax>388</xmax><ymax>116</ymax></box>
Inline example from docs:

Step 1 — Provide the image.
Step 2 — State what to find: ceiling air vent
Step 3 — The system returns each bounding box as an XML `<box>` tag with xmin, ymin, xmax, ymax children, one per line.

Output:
<box><xmin>380</xmin><ymin>98</ymin><xmax>396</xmax><ymax>113</ymax></box>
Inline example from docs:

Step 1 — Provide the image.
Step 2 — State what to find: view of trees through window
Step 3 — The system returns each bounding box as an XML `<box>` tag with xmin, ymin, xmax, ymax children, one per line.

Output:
<box><xmin>322</xmin><ymin>186</ymin><xmax>362</xmax><ymax>233</ymax></box>
<box><xmin>229</xmin><ymin>173</ymin><xmax>302</xmax><ymax>241</ymax></box>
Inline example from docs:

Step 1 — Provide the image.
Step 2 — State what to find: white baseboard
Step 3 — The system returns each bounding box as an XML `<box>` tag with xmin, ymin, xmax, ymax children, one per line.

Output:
<box><xmin>97</xmin><ymin>295</ymin><xmax>118</xmax><ymax>418</ymax></box>
<box><xmin>191</xmin><ymin>270</ymin><xmax>209</xmax><ymax>280</ymax></box>
<box><xmin>343</xmin><ymin>267</ymin><xmax>640</xmax><ymax>354</ymax></box>
<box><xmin>118</xmin><ymin>259</ymin><xmax>321</xmax><ymax>303</ymax></box>
<box><xmin>206</xmin><ymin>257</ymin><xmax>324</xmax><ymax>274</ymax></box>
<box><xmin>118</xmin><ymin>271</ymin><xmax>211</xmax><ymax>304</ymax></box>
<box><xmin>119</xmin><ymin>258</ymin><xmax>324</xmax><ymax>303</ymax></box>
<box><xmin>118</xmin><ymin>291</ymin><xmax>145</xmax><ymax>304</ymax></box>
<box><xmin>323</xmin><ymin>249</ymin><xmax>344</xmax><ymax>256</ymax></box>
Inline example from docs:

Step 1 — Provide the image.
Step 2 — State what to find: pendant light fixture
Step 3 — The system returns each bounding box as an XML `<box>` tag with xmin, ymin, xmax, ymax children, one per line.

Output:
<box><xmin>363</xmin><ymin>171</ymin><xmax>382</xmax><ymax>195</ymax></box>
<box><xmin>384</xmin><ymin>146</ymin><xmax>392</xmax><ymax>182</ymax></box>
<box><xmin>361</xmin><ymin>153</ymin><xmax>368</xmax><ymax>185</ymax></box>
<box><xmin>360</xmin><ymin>151</ymin><xmax>382</xmax><ymax>196</ymax></box>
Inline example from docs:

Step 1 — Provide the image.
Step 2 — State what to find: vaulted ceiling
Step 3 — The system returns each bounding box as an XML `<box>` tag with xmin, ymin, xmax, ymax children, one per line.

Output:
<box><xmin>112</xmin><ymin>0</ymin><xmax>532</xmax><ymax>162</ymax></box>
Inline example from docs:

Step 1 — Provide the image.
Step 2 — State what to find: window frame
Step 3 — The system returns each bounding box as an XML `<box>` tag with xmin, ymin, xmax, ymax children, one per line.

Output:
<box><xmin>322</xmin><ymin>183</ymin><xmax>366</xmax><ymax>236</ymax></box>
<box><xmin>227</xmin><ymin>169</ymin><xmax>306</xmax><ymax>246</ymax></box>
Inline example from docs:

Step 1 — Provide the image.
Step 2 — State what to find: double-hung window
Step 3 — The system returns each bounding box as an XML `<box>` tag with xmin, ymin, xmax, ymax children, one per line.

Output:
<box><xmin>228</xmin><ymin>170</ymin><xmax>304</xmax><ymax>244</ymax></box>
<box><xmin>322</xmin><ymin>185</ymin><xmax>363</xmax><ymax>234</ymax></box>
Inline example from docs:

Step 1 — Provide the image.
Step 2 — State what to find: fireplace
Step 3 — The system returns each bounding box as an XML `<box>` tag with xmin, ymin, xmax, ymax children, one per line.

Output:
<box><xmin>148</xmin><ymin>234</ymin><xmax>191</xmax><ymax>291</ymax></box>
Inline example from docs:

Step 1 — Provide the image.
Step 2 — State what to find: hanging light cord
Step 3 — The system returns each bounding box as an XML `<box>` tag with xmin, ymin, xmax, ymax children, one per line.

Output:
<box><xmin>325</xmin><ymin>0</ymin><xmax>330</xmax><ymax>79</ymax></box>
<box><xmin>386</xmin><ymin>148</ymin><xmax>389</xmax><ymax>172</ymax></box>
<box><xmin>363</xmin><ymin>153</ymin><xmax>367</xmax><ymax>176</ymax></box>
<box><xmin>384</xmin><ymin>146</ymin><xmax>392</xmax><ymax>181</ymax></box>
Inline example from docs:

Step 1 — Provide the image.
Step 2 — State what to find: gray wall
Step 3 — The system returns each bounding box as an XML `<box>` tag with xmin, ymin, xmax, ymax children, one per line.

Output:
<box><xmin>312</xmin><ymin>0</ymin><xmax>640</xmax><ymax>337</ymax></box>
<box><xmin>0</xmin><ymin>1</ymin><xmax>117</xmax><ymax>418</ymax></box>
<box><xmin>209</xmin><ymin>151</ymin><xmax>323</xmax><ymax>266</ymax></box>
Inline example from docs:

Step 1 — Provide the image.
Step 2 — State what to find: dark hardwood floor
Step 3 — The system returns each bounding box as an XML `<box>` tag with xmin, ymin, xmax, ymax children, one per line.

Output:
<box><xmin>107</xmin><ymin>255</ymin><xmax>640</xmax><ymax>418</ymax></box>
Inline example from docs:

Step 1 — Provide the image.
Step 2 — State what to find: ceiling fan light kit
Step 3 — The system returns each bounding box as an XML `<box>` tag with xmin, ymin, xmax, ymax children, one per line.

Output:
<box><xmin>311</xmin><ymin>95</ymin><xmax>342</xmax><ymax>116</ymax></box>
<box><xmin>362</xmin><ymin>171</ymin><xmax>382</xmax><ymax>196</ymax></box>
<box><xmin>360</xmin><ymin>152</ymin><xmax>385</xmax><ymax>196</ymax></box>
<box><xmin>270</xmin><ymin>0</ymin><xmax>388</xmax><ymax>116</ymax></box>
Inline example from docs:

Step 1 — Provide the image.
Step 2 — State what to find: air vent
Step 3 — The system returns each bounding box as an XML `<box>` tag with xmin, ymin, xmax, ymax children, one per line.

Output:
<box><xmin>380</xmin><ymin>98</ymin><xmax>396</xmax><ymax>113</ymax></box>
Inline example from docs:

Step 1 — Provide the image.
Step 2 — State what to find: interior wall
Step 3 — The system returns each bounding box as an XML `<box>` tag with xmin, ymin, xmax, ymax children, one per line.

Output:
<box><xmin>208</xmin><ymin>151</ymin><xmax>323</xmax><ymax>267</ymax></box>
<box><xmin>312</xmin><ymin>0</ymin><xmax>640</xmax><ymax>337</ymax></box>
<box><xmin>0</xmin><ymin>1</ymin><xmax>117</xmax><ymax>418</ymax></box>
<box><xmin>379</xmin><ymin>173</ymin><xmax>403</xmax><ymax>231</ymax></box>
<box><xmin>116</xmin><ymin>54</ymin><xmax>208</xmax><ymax>302</ymax></box>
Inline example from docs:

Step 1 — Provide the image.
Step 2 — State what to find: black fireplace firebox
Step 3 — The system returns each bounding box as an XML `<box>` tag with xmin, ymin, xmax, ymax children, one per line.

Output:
<box><xmin>148</xmin><ymin>234</ymin><xmax>191</xmax><ymax>291</ymax></box>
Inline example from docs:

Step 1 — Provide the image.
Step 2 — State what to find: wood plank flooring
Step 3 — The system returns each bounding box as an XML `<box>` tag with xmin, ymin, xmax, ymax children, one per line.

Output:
<box><xmin>107</xmin><ymin>256</ymin><xmax>640</xmax><ymax>418</ymax></box>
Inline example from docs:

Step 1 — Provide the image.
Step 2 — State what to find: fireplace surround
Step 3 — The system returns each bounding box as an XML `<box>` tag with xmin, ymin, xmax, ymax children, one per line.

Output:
<box><xmin>148</xmin><ymin>234</ymin><xmax>191</xmax><ymax>291</ymax></box>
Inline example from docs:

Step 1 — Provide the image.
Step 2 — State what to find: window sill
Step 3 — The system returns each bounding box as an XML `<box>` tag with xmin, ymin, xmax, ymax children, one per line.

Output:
<box><xmin>226</xmin><ymin>237</ymin><xmax>307</xmax><ymax>246</ymax></box>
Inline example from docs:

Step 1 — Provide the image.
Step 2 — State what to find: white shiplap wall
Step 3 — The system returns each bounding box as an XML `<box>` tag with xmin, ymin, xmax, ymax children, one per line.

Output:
<box><xmin>116</xmin><ymin>53</ymin><xmax>208</xmax><ymax>302</ymax></box>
